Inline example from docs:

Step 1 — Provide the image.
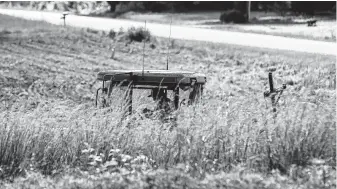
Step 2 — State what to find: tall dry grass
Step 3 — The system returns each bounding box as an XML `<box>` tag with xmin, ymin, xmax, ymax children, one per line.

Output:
<box><xmin>0</xmin><ymin>88</ymin><xmax>335</xmax><ymax>177</ymax></box>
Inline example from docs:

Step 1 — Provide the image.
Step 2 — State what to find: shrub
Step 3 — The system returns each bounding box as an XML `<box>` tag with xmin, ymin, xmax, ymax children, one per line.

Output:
<box><xmin>0</xmin><ymin>29</ymin><xmax>11</xmax><ymax>35</ymax></box>
<box><xmin>108</xmin><ymin>29</ymin><xmax>116</xmax><ymax>39</ymax></box>
<box><xmin>86</xmin><ymin>28</ymin><xmax>99</xmax><ymax>34</ymax></box>
<box><xmin>220</xmin><ymin>9</ymin><xmax>246</xmax><ymax>23</ymax></box>
<box><xmin>115</xmin><ymin>2</ymin><xmax>146</xmax><ymax>14</ymax></box>
<box><xmin>126</xmin><ymin>27</ymin><xmax>151</xmax><ymax>42</ymax></box>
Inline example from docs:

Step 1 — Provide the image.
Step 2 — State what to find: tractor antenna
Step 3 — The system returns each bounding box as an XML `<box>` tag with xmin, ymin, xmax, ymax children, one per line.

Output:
<box><xmin>142</xmin><ymin>20</ymin><xmax>147</xmax><ymax>77</ymax></box>
<box><xmin>166</xmin><ymin>15</ymin><xmax>172</xmax><ymax>70</ymax></box>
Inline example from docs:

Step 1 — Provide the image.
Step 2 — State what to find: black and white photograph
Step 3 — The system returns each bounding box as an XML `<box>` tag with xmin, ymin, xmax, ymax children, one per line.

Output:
<box><xmin>0</xmin><ymin>1</ymin><xmax>336</xmax><ymax>188</ymax></box>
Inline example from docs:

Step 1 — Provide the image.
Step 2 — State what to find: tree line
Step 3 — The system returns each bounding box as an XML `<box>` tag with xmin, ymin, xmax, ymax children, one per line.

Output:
<box><xmin>107</xmin><ymin>1</ymin><xmax>336</xmax><ymax>14</ymax></box>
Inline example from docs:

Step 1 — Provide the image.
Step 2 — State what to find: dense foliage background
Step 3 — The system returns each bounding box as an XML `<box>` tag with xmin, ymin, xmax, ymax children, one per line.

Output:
<box><xmin>1</xmin><ymin>1</ymin><xmax>335</xmax><ymax>15</ymax></box>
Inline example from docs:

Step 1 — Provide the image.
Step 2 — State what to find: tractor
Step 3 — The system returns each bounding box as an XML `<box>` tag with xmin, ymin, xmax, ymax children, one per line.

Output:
<box><xmin>95</xmin><ymin>70</ymin><xmax>207</xmax><ymax>114</ymax></box>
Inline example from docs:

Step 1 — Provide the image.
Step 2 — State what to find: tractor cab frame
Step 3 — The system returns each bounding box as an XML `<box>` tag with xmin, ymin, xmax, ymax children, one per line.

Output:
<box><xmin>95</xmin><ymin>70</ymin><xmax>206</xmax><ymax>114</ymax></box>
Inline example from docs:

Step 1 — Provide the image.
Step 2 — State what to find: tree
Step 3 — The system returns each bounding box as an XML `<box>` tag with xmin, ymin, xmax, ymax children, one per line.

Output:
<box><xmin>233</xmin><ymin>1</ymin><xmax>251</xmax><ymax>22</ymax></box>
<box><xmin>107</xmin><ymin>1</ymin><xmax>119</xmax><ymax>12</ymax></box>
<box><xmin>247</xmin><ymin>1</ymin><xmax>251</xmax><ymax>21</ymax></box>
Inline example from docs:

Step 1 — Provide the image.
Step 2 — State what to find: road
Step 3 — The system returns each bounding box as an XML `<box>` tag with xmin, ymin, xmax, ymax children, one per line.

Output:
<box><xmin>0</xmin><ymin>8</ymin><xmax>336</xmax><ymax>56</ymax></box>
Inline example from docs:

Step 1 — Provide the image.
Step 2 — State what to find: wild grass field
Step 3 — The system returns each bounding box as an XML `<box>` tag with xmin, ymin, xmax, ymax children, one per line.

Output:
<box><xmin>0</xmin><ymin>14</ymin><xmax>336</xmax><ymax>189</ymax></box>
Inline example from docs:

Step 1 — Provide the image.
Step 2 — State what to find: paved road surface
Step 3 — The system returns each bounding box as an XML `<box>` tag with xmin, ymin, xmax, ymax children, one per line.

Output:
<box><xmin>0</xmin><ymin>9</ymin><xmax>335</xmax><ymax>56</ymax></box>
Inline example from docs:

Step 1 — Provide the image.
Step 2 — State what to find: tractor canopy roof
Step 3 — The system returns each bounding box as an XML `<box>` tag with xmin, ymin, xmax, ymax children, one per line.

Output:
<box><xmin>97</xmin><ymin>70</ymin><xmax>206</xmax><ymax>87</ymax></box>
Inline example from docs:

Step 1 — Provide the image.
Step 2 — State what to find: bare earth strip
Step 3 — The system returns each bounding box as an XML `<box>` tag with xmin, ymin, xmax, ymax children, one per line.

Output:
<box><xmin>0</xmin><ymin>8</ymin><xmax>336</xmax><ymax>56</ymax></box>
